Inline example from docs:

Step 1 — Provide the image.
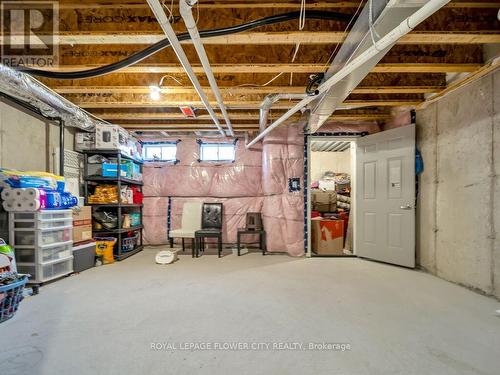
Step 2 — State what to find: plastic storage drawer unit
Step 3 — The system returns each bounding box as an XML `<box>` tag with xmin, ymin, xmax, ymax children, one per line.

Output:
<box><xmin>11</xmin><ymin>226</ymin><xmax>72</xmax><ymax>247</ymax></box>
<box><xmin>15</xmin><ymin>241</ymin><xmax>73</xmax><ymax>264</ymax></box>
<box><xmin>10</xmin><ymin>217</ymin><xmax>73</xmax><ymax>230</ymax></box>
<box><xmin>17</xmin><ymin>256</ymin><xmax>74</xmax><ymax>284</ymax></box>
<box><xmin>10</xmin><ymin>210</ymin><xmax>73</xmax><ymax>222</ymax></box>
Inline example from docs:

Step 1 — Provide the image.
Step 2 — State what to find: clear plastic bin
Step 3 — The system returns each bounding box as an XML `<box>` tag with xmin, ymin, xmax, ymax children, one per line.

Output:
<box><xmin>10</xmin><ymin>218</ymin><xmax>73</xmax><ymax>230</ymax></box>
<box><xmin>17</xmin><ymin>256</ymin><xmax>73</xmax><ymax>283</ymax></box>
<box><xmin>10</xmin><ymin>210</ymin><xmax>73</xmax><ymax>222</ymax></box>
<box><xmin>15</xmin><ymin>241</ymin><xmax>73</xmax><ymax>264</ymax></box>
<box><xmin>13</xmin><ymin>226</ymin><xmax>72</xmax><ymax>247</ymax></box>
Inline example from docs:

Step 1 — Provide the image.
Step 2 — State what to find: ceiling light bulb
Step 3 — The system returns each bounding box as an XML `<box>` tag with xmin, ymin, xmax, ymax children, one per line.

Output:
<box><xmin>149</xmin><ymin>85</ymin><xmax>161</xmax><ymax>100</ymax></box>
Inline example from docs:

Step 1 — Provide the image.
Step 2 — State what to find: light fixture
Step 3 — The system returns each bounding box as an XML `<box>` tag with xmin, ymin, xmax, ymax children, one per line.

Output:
<box><xmin>149</xmin><ymin>74</ymin><xmax>183</xmax><ymax>101</ymax></box>
<box><xmin>149</xmin><ymin>85</ymin><xmax>161</xmax><ymax>101</ymax></box>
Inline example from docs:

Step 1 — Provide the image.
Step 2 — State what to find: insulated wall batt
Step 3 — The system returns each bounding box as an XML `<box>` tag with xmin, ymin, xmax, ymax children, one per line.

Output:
<box><xmin>262</xmin><ymin>124</ymin><xmax>305</xmax><ymax>256</ymax></box>
<box><xmin>142</xmin><ymin>138</ymin><xmax>262</xmax><ymax>197</ymax></box>
<box><xmin>141</xmin><ymin>126</ymin><xmax>305</xmax><ymax>256</ymax></box>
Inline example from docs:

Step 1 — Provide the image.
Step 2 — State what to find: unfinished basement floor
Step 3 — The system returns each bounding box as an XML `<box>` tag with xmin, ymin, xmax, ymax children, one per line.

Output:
<box><xmin>1</xmin><ymin>249</ymin><xmax>500</xmax><ymax>375</ymax></box>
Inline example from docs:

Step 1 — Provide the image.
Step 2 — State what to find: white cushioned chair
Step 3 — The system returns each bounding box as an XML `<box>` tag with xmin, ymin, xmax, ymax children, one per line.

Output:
<box><xmin>169</xmin><ymin>202</ymin><xmax>203</xmax><ymax>257</ymax></box>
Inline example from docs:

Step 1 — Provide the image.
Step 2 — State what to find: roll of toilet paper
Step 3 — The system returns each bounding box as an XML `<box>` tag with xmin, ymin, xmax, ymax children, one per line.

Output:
<box><xmin>13</xmin><ymin>200</ymin><xmax>25</xmax><ymax>211</ymax></box>
<box><xmin>20</xmin><ymin>200</ymin><xmax>41</xmax><ymax>211</ymax></box>
<box><xmin>2</xmin><ymin>199</ymin><xmax>16</xmax><ymax>212</ymax></box>
<box><xmin>21</xmin><ymin>188</ymin><xmax>42</xmax><ymax>200</ymax></box>
<box><xmin>1</xmin><ymin>188</ymin><xmax>14</xmax><ymax>200</ymax></box>
<box><xmin>13</xmin><ymin>189</ymin><xmax>25</xmax><ymax>199</ymax></box>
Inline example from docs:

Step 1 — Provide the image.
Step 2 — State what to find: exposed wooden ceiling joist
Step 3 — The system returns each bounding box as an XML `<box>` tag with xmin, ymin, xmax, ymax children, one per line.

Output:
<box><xmin>39</xmin><ymin>32</ymin><xmax>500</xmax><ymax>45</ymax></box>
<box><xmin>419</xmin><ymin>57</ymin><xmax>500</xmax><ymax>109</ymax></box>
<box><xmin>36</xmin><ymin>63</ymin><xmax>482</xmax><ymax>74</ymax></box>
<box><xmin>55</xmin><ymin>1</ymin><xmax>500</xmax><ymax>9</ymax></box>
<box><xmin>54</xmin><ymin>85</ymin><xmax>444</xmax><ymax>95</ymax></box>
<box><xmin>75</xmin><ymin>99</ymin><xmax>422</xmax><ymax>109</ymax></box>
<box><xmin>107</xmin><ymin>113</ymin><xmax>391</xmax><ymax>122</ymax></box>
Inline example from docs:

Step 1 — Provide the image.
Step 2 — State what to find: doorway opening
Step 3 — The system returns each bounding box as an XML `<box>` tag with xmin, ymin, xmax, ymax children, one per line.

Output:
<box><xmin>305</xmin><ymin>136</ymin><xmax>357</xmax><ymax>258</ymax></box>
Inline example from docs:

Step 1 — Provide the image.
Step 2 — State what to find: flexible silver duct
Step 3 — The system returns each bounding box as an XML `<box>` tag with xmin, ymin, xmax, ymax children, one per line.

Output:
<box><xmin>0</xmin><ymin>63</ymin><xmax>104</xmax><ymax>130</ymax></box>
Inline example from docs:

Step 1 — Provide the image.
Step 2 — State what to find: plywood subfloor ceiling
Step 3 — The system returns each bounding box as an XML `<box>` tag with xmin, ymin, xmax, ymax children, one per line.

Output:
<box><xmin>9</xmin><ymin>0</ymin><xmax>500</xmax><ymax>134</ymax></box>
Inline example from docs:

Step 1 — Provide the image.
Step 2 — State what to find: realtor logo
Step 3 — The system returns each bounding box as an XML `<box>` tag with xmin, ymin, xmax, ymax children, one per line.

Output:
<box><xmin>1</xmin><ymin>1</ymin><xmax>59</xmax><ymax>67</ymax></box>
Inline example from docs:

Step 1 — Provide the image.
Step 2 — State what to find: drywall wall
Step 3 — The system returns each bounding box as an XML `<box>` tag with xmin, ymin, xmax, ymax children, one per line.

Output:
<box><xmin>416</xmin><ymin>69</ymin><xmax>499</xmax><ymax>298</ymax></box>
<box><xmin>0</xmin><ymin>98</ymin><xmax>75</xmax><ymax>173</ymax></box>
<box><xmin>310</xmin><ymin>150</ymin><xmax>351</xmax><ymax>181</ymax></box>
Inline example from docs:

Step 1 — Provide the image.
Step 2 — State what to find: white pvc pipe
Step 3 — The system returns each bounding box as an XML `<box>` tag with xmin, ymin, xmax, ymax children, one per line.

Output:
<box><xmin>246</xmin><ymin>0</ymin><xmax>450</xmax><ymax>148</ymax></box>
<box><xmin>180</xmin><ymin>0</ymin><xmax>234</xmax><ymax>137</ymax></box>
<box><xmin>259</xmin><ymin>93</ymin><xmax>307</xmax><ymax>132</ymax></box>
<box><xmin>146</xmin><ymin>0</ymin><xmax>226</xmax><ymax>137</ymax></box>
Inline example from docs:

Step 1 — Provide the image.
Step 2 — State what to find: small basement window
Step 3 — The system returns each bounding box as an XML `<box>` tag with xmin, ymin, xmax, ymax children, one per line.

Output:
<box><xmin>199</xmin><ymin>142</ymin><xmax>236</xmax><ymax>162</ymax></box>
<box><xmin>142</xmin><ymin>143</ymin><xmax>177</xmax><ymax>162</ymax></box>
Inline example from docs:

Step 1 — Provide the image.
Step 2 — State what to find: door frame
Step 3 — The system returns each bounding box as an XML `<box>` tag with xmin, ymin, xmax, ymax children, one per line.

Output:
<box><xmin>304</xmin><ymin>134</ymin><xmax>361</xmax><ymax>258</ymax></box>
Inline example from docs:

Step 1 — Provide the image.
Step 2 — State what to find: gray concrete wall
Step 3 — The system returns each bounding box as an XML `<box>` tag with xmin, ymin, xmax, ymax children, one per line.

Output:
<box><xmin>0</xmin><ymin>99</ymin><xmax>75</xmax><ymax>173</ymax></box>
<box><xmin>416</xmin><ymin>69</ymin><xmax>499</xmax><ymax>298</ymax></box>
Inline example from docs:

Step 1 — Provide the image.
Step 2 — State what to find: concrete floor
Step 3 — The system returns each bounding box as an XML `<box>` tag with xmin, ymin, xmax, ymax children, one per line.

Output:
<box><xmin>1</xmin><ymin>248</ymin><xmax>499</xmax><ymax>375</ymax></box>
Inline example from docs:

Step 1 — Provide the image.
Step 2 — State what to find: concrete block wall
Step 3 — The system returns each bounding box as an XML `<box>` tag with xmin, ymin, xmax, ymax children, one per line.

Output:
<box><xmin>416</xmin><ymin>69</ymin><xmax>499</xmax><ymax>298</ymax></box>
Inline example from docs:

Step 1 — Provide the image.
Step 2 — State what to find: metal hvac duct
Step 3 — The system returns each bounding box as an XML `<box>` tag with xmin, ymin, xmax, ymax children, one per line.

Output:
<box><xmin>246</xmin><ymin>0</ymin><xmax>450</xmax><ymax>147</ymax></box>
<box><xmin>0</xmin><ymin>63</ymin><xmax>104</xmax><ymax>130</ymax></box>
<box><xmin>308</xmin><ymin>0</ymin><xmax>435</xmax><ymax>133</ymax></box>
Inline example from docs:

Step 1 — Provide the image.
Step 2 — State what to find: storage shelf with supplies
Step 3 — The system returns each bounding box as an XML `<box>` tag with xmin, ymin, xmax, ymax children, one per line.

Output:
<box><xmin>83</xmin><ymin>150</ymin><xmax>144</xmax><ymax>261</ymax></box>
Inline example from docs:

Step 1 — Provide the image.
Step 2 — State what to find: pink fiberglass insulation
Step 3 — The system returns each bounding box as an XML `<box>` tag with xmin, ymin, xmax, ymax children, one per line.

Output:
<box><xmin>319</xmin><ymin>121</ymin><xmax>380</xmax><ymax>134</ymax></box>
<box><xmin>143</xmin><ymin>215</ymin><xmax>169</xmax><ymax>245</ymax></box>
<box><xmin>141</xmin><ymin>125</ymin><xmax>305</xmax><ymax>256</ymax></box>
<box><xmin>168</xmin><ymin>197</ymin><xmax>264</xmax><ymax>244</ymax></box>
<box><xmin>142</xmin><ymin>138</ymin><xmax>262</xmax><ymax>197</ymax></box>
<box><xmin>261</xmin><ymin>124</ymin><xmax>305</xmax><ymax>255</ymax></box>
<box><xmin>142</xmin><ymin>164</ymin><xmax>262</xmax><ymax>197</ymax></box>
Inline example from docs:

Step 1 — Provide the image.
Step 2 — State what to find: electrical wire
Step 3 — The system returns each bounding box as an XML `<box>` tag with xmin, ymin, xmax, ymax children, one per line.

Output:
<box><xmin>158</xmin><ymin>74</ymin><xmax>183</xmax><ymax>86</ymax></box>
<box><xmin>368</xmin><ymin>0</ymin><xmax>382</xmax><ymax>51</ymax></box>
<box><xmin>290</xmin><ymin>0</ymin><xmax>307</xmax><ymax>86</ymax></box>
<box><xmin>18</xmin><ymin>11</ymin><xmax>352</xmax><ymax>80</ymax></box>
<box><xmin>322</xmin><ymin>0</ymin><xmax>364</xmax><ymax>69</ymax></box>
<box><xmin>162</xmin><ymin>0</ymin><xmax>175</xmax><ymax>23</ymax></box>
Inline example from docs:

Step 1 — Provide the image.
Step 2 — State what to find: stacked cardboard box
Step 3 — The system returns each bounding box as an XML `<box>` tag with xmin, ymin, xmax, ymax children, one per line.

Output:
<box><xmin>73</xmin><ymin>206</ymin><xmax>92</xmax><ymax>244</ymax></box>
<box><xmin>311</xmin><ymin>218</ymin><xmax>344</xmax><ymax>255</ymax></box>
<box><xmin>311</xmin><ymin>191</ymin><xmax>337</xmax><ymax>213</ymax></box>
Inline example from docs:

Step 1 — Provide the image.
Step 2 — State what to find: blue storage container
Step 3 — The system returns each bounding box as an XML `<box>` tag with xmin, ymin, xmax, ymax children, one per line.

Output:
<box><xmin>102</xmin><ymin>163</ymin><xmax>127</xmax><ymax>178</ymax></box>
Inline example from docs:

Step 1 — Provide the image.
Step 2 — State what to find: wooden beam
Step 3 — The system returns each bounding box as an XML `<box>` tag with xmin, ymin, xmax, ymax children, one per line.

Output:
<box><xmin>104</xmin><ymin>113</ymin><xmax>391</xmax><ymax>121</ymax></box>
<box><xmin>74</xmin><ymin>99</ymin><xmax>422</xmax><ymax>109</ymax></box>
<box><xmin>121</xmin><ymin>124</ymin><xmax>262</xmax><ymax>131</ymax></box>
<box><xmin>16</xmin><ymin>31</ymin><xmax>499</xmax><ymax>45</ymax></box>
<box><xmin>419</xmin><ymin>57</ymin><xmax>500</xmax><ymax>109</ymax></box>
<box><xmin>54</xmin><ymin>85</ymin><xmax>443</xmax><ymax>95</ymax></box>
<box><xmin>55</xmin><ymin>1</ymin><xmax>500</xmax><ymax>9</ymax></box>
<box><xmin>37</xmin><ymin>63</ymin><xmax>483</xmax><ymax>74</ymax></box>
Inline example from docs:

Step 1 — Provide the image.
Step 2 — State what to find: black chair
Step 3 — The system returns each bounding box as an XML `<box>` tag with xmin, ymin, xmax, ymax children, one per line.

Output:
<box><xmin>195</xmin><ymin>203</ymin><xmax>223</xmax><ymax>258</ymax></box>
<box><xmin>237</xmin><ymin>212</ymin><xmax>266</xmax><ymax>256</ymax></box>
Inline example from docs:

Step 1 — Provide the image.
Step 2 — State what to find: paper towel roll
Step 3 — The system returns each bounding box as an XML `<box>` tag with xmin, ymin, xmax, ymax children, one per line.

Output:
<box><xmin>1</xmin><ymin>188</ymin><xmax>14</xmax><ymax>200</ymax></box>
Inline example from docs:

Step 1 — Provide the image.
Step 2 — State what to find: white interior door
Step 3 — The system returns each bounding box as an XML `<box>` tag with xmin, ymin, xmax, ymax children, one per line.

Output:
<box><xmin>355</xmin><ymin>124</ymin><xmax>415</xmax><ymax>268</ymax></box>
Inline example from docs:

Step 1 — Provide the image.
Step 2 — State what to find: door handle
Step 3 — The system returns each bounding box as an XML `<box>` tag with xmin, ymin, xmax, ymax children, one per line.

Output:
<box><xmin>400</xmin><ymin>204</ymin><xmax>413</xmax><ymax>210</ymax></box>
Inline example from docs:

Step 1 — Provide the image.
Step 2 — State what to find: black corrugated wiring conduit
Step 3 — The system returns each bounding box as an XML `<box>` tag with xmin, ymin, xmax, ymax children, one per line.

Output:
<box><xmin>18</xmin><ymin>11</ymin><xmax>351</xmax><ymax>79</ymax></box>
